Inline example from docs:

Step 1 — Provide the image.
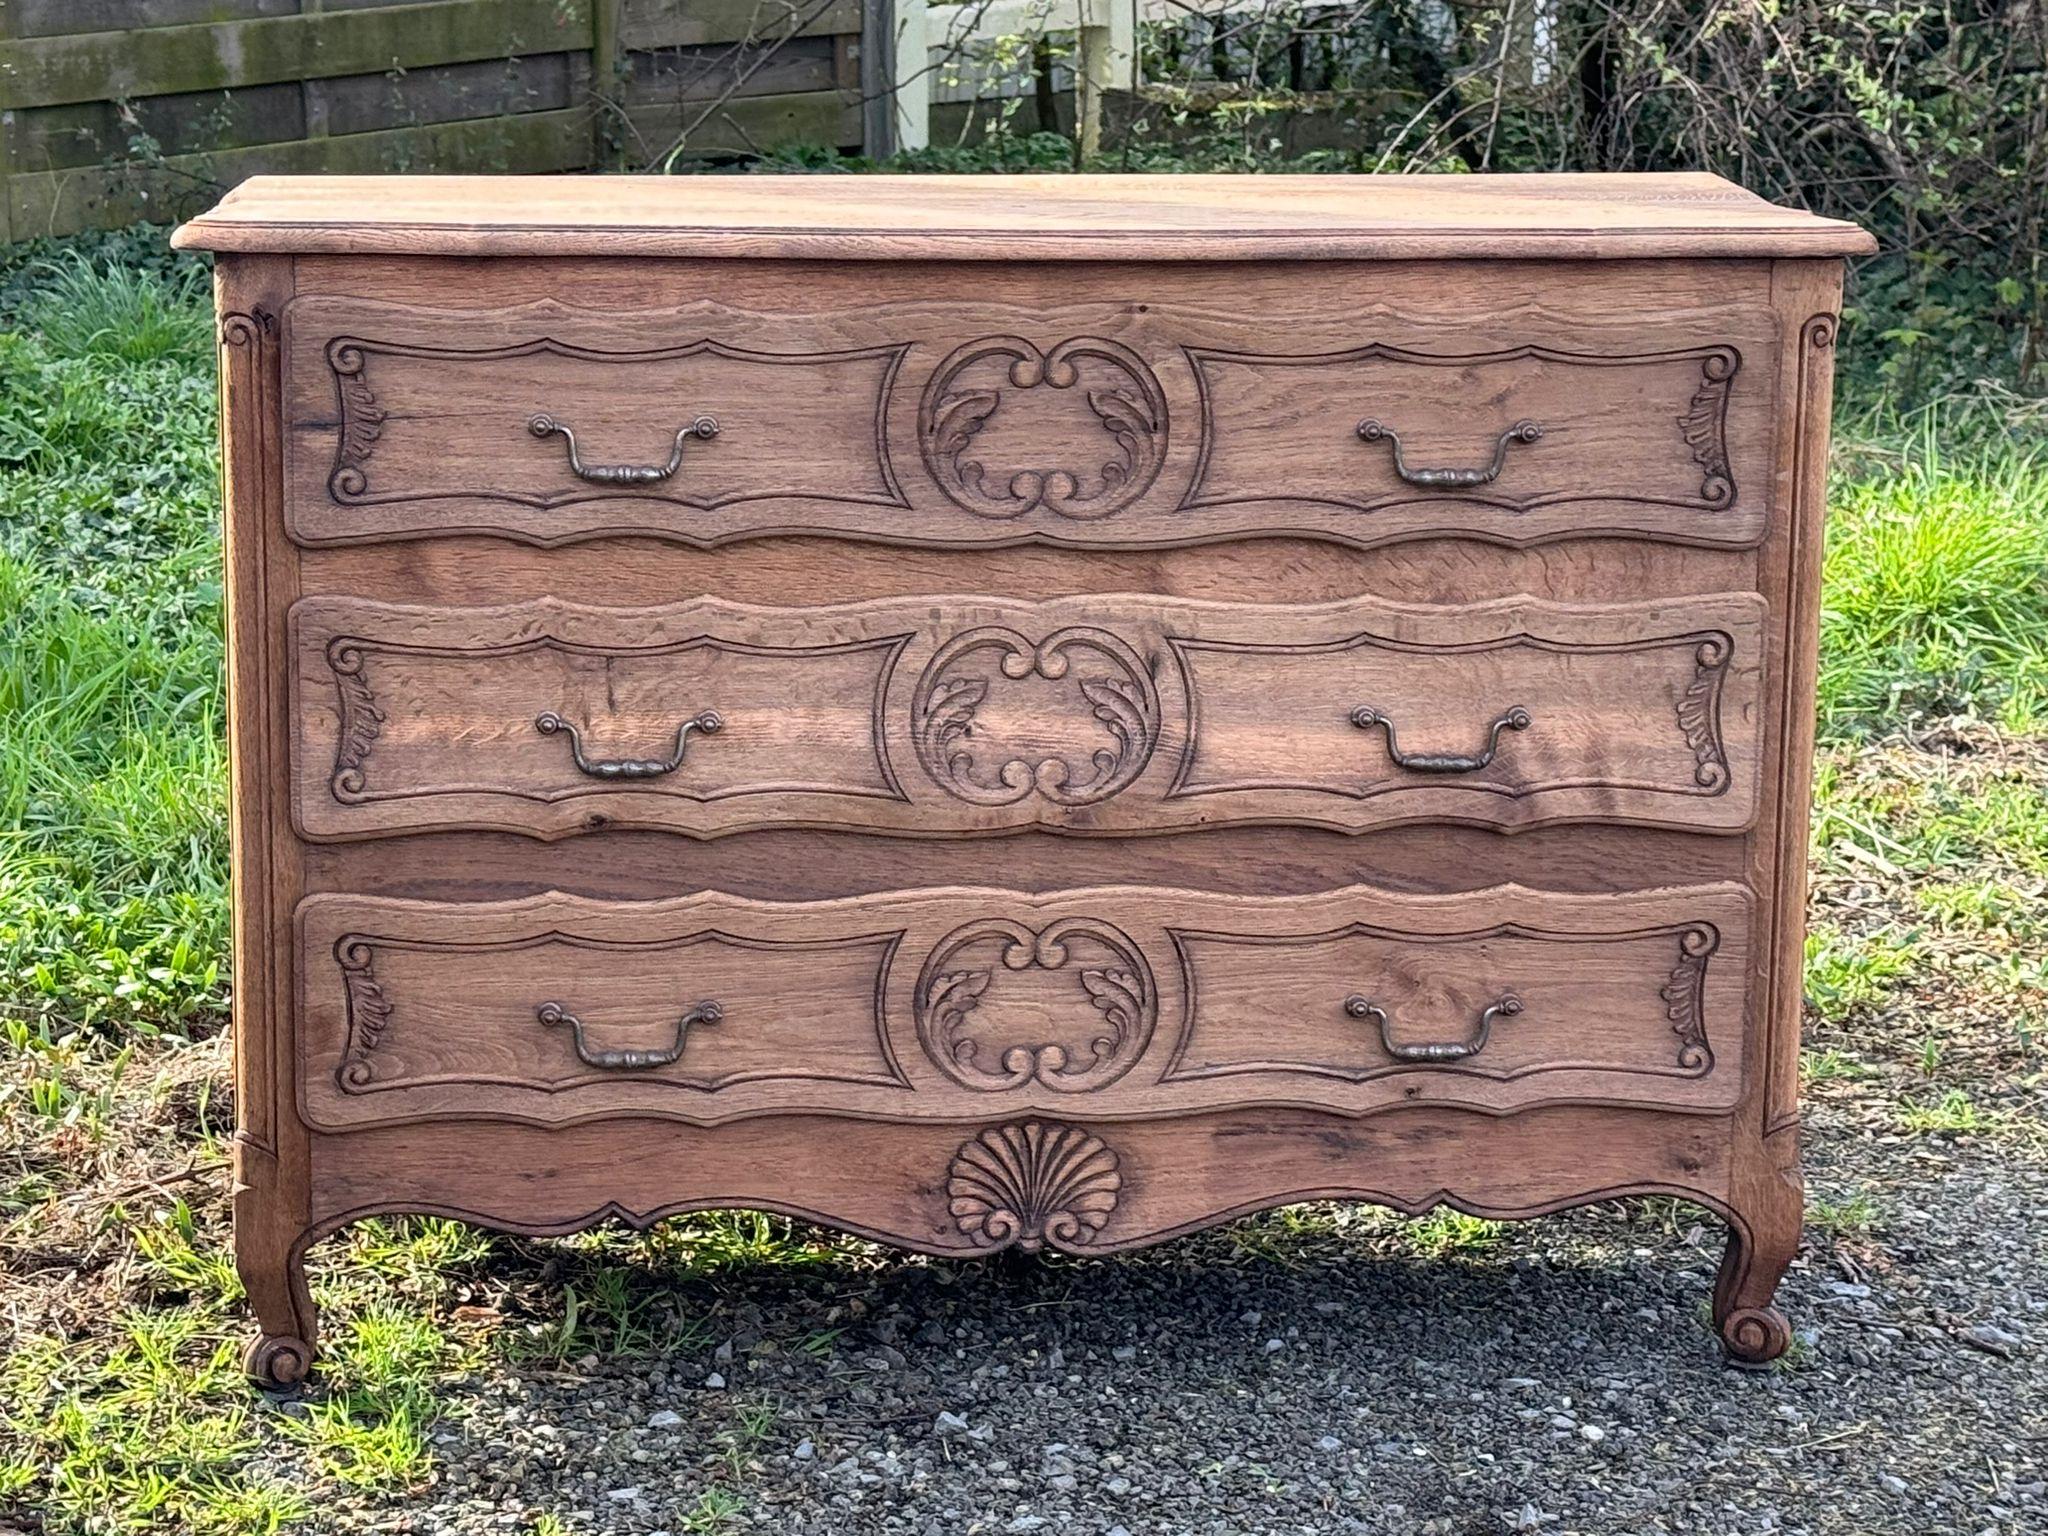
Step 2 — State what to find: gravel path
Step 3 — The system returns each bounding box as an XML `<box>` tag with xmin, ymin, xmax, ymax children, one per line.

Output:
<box><xmin>301</xmin><ymin>1095</ymin><xmax>2046</xmax><ymax>1536</ymax></box>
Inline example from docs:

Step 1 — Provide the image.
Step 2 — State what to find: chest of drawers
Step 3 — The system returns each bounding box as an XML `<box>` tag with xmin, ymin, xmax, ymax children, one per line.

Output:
<box><xmin>174</xmin><ymin>173</ymin><xmax>1872</xmax><ymax>1387</ymax></box>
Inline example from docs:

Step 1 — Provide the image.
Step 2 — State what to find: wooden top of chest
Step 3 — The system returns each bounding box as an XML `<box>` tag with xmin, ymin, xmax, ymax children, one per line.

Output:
<box><xmin>173</xmin><ymin>172</ymin><xmax>1873</xmax><ymax>263</ymax></box>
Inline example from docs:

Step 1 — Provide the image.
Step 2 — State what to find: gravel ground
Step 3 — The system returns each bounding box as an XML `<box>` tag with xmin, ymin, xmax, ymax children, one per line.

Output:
<box><xmin>9</xmin><ymin>732</ymin><xmax>2043</xmax><ymax>1534</ymax></box>
<box><xmin>291</xmin><ymin>1091</ymin><xmax>2046</xmax><ymax>1536</ymax></box>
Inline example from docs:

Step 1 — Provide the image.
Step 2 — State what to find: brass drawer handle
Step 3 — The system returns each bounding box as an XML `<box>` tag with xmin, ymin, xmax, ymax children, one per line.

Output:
<box><xmin>1356</xmin><ymin>418</ymin><xmax>1543</xmax><ymax>488</ymax></box>
<box><xmin>538</xmin><ymin>999</ymin><xmax>723</xmax><ymax>1070</ymax></box>
<box><xmin>1344</xmin><ymin>993</ymin><xmax>1523</xmax><ymax>1063</ymax></box>
<box><xmin>535</xmin><ymin>710</ymin><xmax>722</xmax><ymax>779</ymax></box>
<box><xmin>1351</xmin><ymin>704</ymin><xmax>1530</xmax><ymax>773</ymax></box>
<box><xmin>528</xmin><ymin>412</ymin><xmax>718</xmax><ymax>485</ymax></box>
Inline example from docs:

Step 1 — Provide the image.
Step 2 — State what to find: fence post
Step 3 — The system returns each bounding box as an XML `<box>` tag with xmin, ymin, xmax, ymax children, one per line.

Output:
<box><xmin>883</xmin><ymin>0</ymin><xmax>931</xmax><ymax>154</ymax></box>
<box><xmin>590</xmin><ymin>0</ymin><xmax>622</xmax><ymax>168</ymax></box>
<box><xmin>0</xmin><ymin>1</ymin><xmax>14</xmax><ymax>244</ymax></box>
<box><xmin>1076</xmin><ymin>0</ymin><xmax>1135</xmax><ymax>159</ymax></box>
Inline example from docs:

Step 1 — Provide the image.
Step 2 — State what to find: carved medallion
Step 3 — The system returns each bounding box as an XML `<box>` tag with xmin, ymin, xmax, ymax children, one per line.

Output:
<box><xmin>947</xmin><ymin>1120</ymin><xmax>1124</xmax><ymax>1252</ymax></box>
<box><xmin>1662</xmin><ymin>924</ymin><xmax>1720</xmax><ymax>1073</ymax></box>
<box><xmin>916</xmin><ymin>917</ymin><xmax>1156</xmax><ymax>1092</ymax></box>
<box><xmin>917</xmin><ymin>335</ymin><xmax>1167</xmax><ymax>519</ymax></box>
<box><xmin>911</xmin><ymin>626</ymin><xmax>1160</xmax><ymax>806</ymax></box>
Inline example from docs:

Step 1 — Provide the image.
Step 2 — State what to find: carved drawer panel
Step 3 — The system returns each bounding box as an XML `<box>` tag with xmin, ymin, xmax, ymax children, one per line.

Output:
<box><xmin>296</xmin><ymin>882</ymin><xmax>1749</xmax><ymax>1132</ymax></box>
<box><xmin>291</xmin><ymin>591</ymin><xmax>1764</xmax><ymax>839</ymax></box>
<box><xmin>285</xmin><ymin>296</ymin><xmax>909</xmax><ymax>546</ymax></box>
<box><xmin>282</xmin><ymin>287</ymin><xmax>1775</xmax><ymax>549</ymax></box>
<box><xmin>1186</xmin><ymin>341</ymin><xmax>1752</xmax><ymax>535</ymax></box>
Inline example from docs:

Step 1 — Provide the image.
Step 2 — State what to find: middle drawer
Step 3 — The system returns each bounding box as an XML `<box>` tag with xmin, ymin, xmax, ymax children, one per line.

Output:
<box><xmin>292</xmin><ymin>590</ymin><xmax>1764</xmax><ymax>840</ymax></box>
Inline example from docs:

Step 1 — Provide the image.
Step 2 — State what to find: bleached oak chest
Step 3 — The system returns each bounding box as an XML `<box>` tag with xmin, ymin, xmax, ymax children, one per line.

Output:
<box><xmin>174</xmin><ymin>172</ymin><xmax>1871</xmax><ymax>1386</ymax></box>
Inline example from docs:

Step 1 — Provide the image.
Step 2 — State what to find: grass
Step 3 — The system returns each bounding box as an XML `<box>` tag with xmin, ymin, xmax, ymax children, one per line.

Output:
<box><xmin>1821</xmin><ymin>412</ymin><xmax>2048</xmax><ymax>735</ymax></box>
<box><xmin>0</xmin><ymin>241</ymin><xmax>2045</xmax><ymax>1533</ymax></box>
<box><xmin>1898</xmin><ymin>1088</ymin><xmax>1986</xmax><ymax>1137</ymax></box>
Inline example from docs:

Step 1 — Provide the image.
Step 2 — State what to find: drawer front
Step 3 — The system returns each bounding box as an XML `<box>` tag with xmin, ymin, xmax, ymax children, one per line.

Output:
<box><xmin>282</xmin><ymin>283</ymin><xmax>1776</xmax><ymax>549</ymax></box>
<box><xmin>292</xmin><ymin>592</ymin><xmax>1765</xmax><ymax>839</ymax></box>
<box><xmin>297</xmin><ymin>883</ymin><xmax>1751</xmax><ymax>1131</ymax></box>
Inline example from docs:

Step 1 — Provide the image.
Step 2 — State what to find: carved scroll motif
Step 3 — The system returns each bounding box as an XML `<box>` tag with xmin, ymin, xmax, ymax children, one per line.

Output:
<box><xmin>947</xmin><ymin>1121</ymin><xmax>1124</xmax><ymax>1252</ymax></box>
<box><xmin>911</xmin><ymin>627</ymin><xmax>1161</xmax><ymax>807</ymax></box>
<box><xmin>335</xmin><ymin>938</ymin><xmax>395</xmax><ymax>1090</ymax></box>
<box><xmin>1661</xmin><ymin>924</ymin><xmax>1720</xmax><ymax>1073</ymax></box>
<box><xmin>1676</xmin><ymin>634</ymin><xmax>1733</xmax><ymax>792</ymax></box>
<box><xmin>916</xmin><ymin>918</ymin><xmax>1156</xmax><ymax>1093</ymax></box>
<box><xmin>1677</xmin><ymin>349</ymin><xmax>1738</xmax><ymax>506</ymax></box>
<box><xmin>326</xmin><ymin>341</ymin><xmax>387</xmax><ymax>500</ymax></box>
<box><xmin>918</xmin><ymin>335</ymin><xmax>1167</xmax><ymax>520</ymax></box>
<box><xmin>325</xmin><ymin>638</ymin><xmax>385</xmax><ymax>801</ymax></box>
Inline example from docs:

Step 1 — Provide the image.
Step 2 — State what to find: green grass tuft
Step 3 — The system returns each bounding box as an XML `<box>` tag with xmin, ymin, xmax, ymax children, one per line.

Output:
<box><xmin>27</xmin><ymin>254</ymin><xmax>213</xmax><ymax>365</ymax></box>
<box><xmin>1820</xmin><ymin>417</ymin><xmax>2048</xmax><ymax>736</ymax></box>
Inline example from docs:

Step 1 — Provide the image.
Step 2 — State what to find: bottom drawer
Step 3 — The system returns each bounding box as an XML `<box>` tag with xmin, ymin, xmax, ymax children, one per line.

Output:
<box><xmin>297</xmin><ymin>881</ymin><xmax>1750</xmax><ymax>1131</ymax></box>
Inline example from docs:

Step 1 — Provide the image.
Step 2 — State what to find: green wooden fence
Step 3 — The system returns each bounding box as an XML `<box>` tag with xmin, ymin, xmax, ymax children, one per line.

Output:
<box><xmin>0</xmin><ymin>0</ymin><xmax>868</xmax><ymax>240</ymax></box>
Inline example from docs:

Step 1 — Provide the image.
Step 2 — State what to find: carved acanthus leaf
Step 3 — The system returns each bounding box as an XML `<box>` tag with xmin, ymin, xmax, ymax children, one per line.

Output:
<box><xmin>1661</xmin><ymin>924</ymin><xmax>1719</xmax><ymax>1073</ymax></box>
<box><xmin>1676</xmin><ymin>634</ymin><xmax>1732</xmax><ymax>792</ymax></box>
<box><xmin>1677</xmin><ymin>350</ymin><xmax>1738</xmax><ymax>506</ymax></box>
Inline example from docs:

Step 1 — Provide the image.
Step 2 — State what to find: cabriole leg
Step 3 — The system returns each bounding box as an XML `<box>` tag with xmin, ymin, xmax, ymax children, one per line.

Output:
<box><xmin>1712</xmin><ymin>1166</ymin><xmax>1801</xmax><ymax>1365</ymax></box>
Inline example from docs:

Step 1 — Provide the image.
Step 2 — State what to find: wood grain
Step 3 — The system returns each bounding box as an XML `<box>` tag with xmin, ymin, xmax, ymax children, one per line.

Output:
<box><xmin>295</xmin><ymin>882</ymin><xmax>1750</xmax><ymax>1132</ymax></box>
<box><xmin>188</xmin><ymin>180</ymin><xmax>1862</xmax><ymax>1379</ymax></box>
<box><xmin>288</xmin><ymin>590</ymin><xmax>1766</xmax><ymax>838</ymax></box>
<box><xmin>275</xmin><ymin>278</ymin><xmax>1780</xmax><ymax>549</ymax></box>
<box><xmin>302</xmin><ymin>1104</ymin><xmax>1741</xmax><ymax>1260</ymax></box>
<box><xmin>172</xmin><ymin>172</ymin><xmax>1877</xmax><ymax>261</ymax></box>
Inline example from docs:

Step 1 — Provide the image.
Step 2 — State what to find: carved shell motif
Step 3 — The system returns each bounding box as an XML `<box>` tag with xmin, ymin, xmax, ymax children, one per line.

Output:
<box><xmin>918</xmin><ymin>335</ymin><xmax>1168</xmax><ymax>520</ymax></box>
<box><xmin>947</xmin><ymin>1121</ymin><xmax>1124</xmax><ymax>1253</ymax></box>
<box><xmin>916</xmin><ymin>917</ymin><xmax>1156</xmax><ymax>1093</ymax></box>
<box><xmin>911</xmin><ymin>626</ymin><xmax>1161</xmax><ymax>807</ymax></box>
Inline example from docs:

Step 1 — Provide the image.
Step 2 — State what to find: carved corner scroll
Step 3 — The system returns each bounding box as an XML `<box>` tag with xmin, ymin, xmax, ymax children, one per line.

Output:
<box><xmin>915</xmin><ymin>918</ymin><xmax>1157</xmax><ymax>1093</ymax></box>
<box><xmin>911</xmin><ymin>627</ymin><xmax>1161</xmax><ymax>806</ymax></box>
<box><xmin>1677</xmin><ymin>348</ymin><xmax>1738</xmax><ymax>506</ymax></box>
<box><xmin>1662</xmin><ymin>924</ymin><xmax>1720</xmax><ymax>1073</ymax></box>
<box><xmin>947</xmin><ymin>1121</ymin><xmax>1123</xmax><ymax>1253</ymax></box>
<box><xmin>917</xmin><ymin>336</ymin><xmax>1167</xmax><ymax>520</ymax></box>
<box><xmin>326</xmin><ymin>340</ymin><xmax>387</xmax><ymax>501</ymax></box>
<box><xmin>325</xmin><ymin>638</ymin><xmax>385</xmax><ymax>802</ymax></box>
<box><xmin>335</xmin><ymin>938</ymin><xmax>395</xmax><ymax>1091</ymax></box>
<box><xmin>1677</xmin><ymin>634</ymin><xmax>1734</xmax><ymax>792</ymax></box>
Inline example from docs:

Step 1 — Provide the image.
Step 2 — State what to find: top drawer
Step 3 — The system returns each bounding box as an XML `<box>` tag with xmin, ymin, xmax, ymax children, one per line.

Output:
<box><xmin>281</xmin><ymin>280</ymin><xmax>1778</xmax><ymax>550</ymax></box>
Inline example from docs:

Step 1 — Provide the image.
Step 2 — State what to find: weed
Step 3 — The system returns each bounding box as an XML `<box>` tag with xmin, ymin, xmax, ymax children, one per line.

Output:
<box><xmin>1802</xmin><ymin>1048</ymin><xmax>1879</xmax><ymax>1084</ymax></box>
<box><xmin>1808</xmin><ymin>1190</ymin><xmax>1881</xmax><ymax>1237</ymax></box>
<box><xmin>1899</xmin><ymin>1088</ymin><xmax>1984</xmax><ymax>1136</ymax></box>
<box><xmin>1399</xmin><ymin>1211</ymin><xmax>1506</xmax><ymax>1259</ymax></box>
<box><xmin>1805</xmin><ymin>924</ymin><xmax>1921</xmax><ymax>1022</ymax></box>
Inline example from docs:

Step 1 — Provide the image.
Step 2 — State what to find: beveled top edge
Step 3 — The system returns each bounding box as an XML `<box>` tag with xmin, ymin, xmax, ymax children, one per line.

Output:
<box><xmin>171</xmin><ymin>172</ymin><xmax>1878</xmax><ymax>260</ymax></box>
